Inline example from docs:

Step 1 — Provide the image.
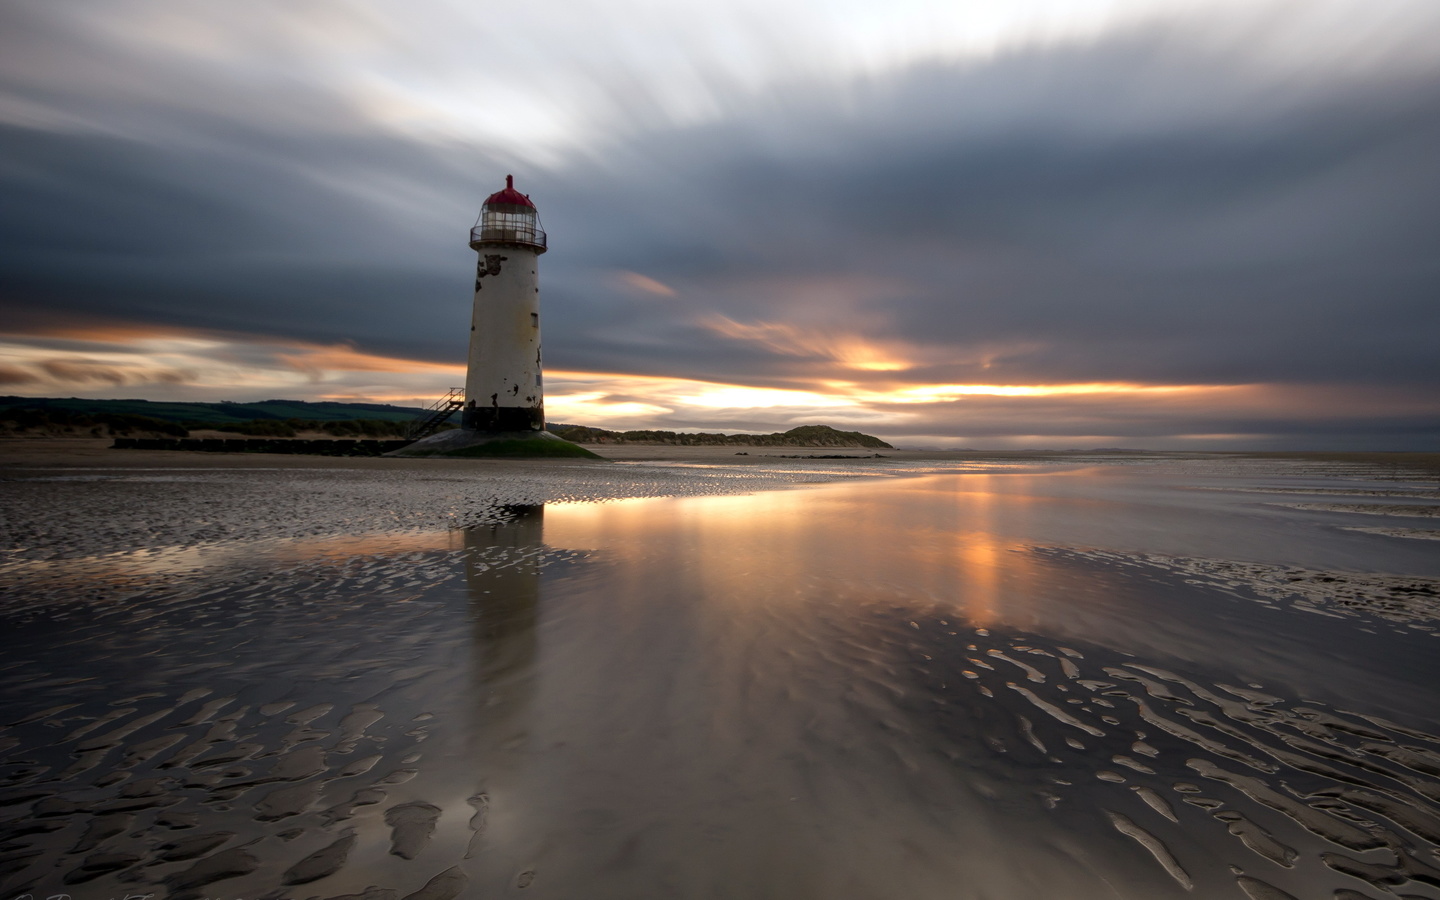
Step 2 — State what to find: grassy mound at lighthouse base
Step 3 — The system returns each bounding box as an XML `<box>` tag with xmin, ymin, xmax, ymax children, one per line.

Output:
<box><xmin>384</xmin><ymin>428</ymin><xmax>604</xmax><ymax>460</ymax></box>
<box><xmin>445</xmin><ymin>436</ymin><xmax>603</xmax><ymax>459</ymax></box>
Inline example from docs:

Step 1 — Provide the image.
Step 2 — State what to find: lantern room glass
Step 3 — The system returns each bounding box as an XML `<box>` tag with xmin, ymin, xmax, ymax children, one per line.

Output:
<box><xmin>472</xmin><ymin>204</ymin><xmax>546</xmax><ymax>250</ymax></box>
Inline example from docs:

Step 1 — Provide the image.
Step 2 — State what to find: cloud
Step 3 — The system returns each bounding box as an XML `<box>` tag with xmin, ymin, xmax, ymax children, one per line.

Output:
<box><xmin>613</xmin><ymin>271</ymin><xmax>678</xmax><ymax>298</ymax></box>
<box><xmin>1</xmin><ymin>324</ymin><xmax>1436</xmax><ymax>449</ymax></box>
<box><xmin>34</xmin><ymin>359</ymin><xmax>187</xmax><ymax>386</ymax></box>
<box><xmin>0</xmin><ymin>365</ymin><xmax>39</xmax><ymax>386</ymax></box>
<box><xmin>0</xmin><ymin>327</ymin><xmax>464</xmax><ymax>404</ymax></box>
<box><xmin>700</xmin><ymin>315</ymin><xmax>912</xmax><ymax>372</ymax></box>
<box><xmin>0</xmin><ymin>1</ymin><xmax>1438</xmax><ymax>446</ymax></box>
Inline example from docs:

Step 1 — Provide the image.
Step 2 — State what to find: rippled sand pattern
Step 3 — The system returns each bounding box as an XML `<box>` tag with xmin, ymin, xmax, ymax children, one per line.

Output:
<box><xmin>1339</xmin><ymin>527</ymin><xmax>1440</xmax><ymax>542</ymax></box>
<box><xmin>0</xmin><ymin>536</ymin><xmax>553</xmax><ymax>898</ymax></box>
<box><xmin>2</xmin><ymin>456</ymin><xmax>1439</xmax><ymax>898</ymax></box>
<box><xmin>8</xmin><ymin>595</ymin><xmax>1440</xmax><ymax>897</ymax></box>
<box><xmin>1273</xmin><ymin>503</ymin><xmax>1440</xmax><ymax>519</ymax></box>
<box><xmin>1043</xmin><ymin>548</ymin><xmax>1440</xmax><ymax>630</ymax></box>
<box><xmin>902</xmin><ymin>621</ymin><xmax>1440</xmax><ymax>898</ymax></box>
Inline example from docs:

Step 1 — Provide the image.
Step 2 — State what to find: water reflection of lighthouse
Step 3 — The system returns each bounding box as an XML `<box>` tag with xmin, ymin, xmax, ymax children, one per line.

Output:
<box><xmin>464</xmin><ymin>505</ymin><xmax>543</xmax><ymax>745</ymax></box>
<box><xmin>461</xmin><ymin>505</ymin><xmax>544</xmax><ymax>866</ymax></box>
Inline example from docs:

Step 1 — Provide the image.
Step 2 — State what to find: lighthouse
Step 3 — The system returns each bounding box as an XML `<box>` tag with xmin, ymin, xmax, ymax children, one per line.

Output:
<box><xmin>463</xmin><ymin>175</ymin><xmax>547</xmax><ymax>432</ymax></box>
<box><xmin>388</xmin><ymin>175</ymin><xmax>595</xmax><ymax>457</ymax></box>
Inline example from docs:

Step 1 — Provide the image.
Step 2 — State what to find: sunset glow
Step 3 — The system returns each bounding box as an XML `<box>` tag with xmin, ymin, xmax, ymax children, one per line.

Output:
<box><xmin>6</xmin><ymin>319</ymin><xmax>1434</xmax><ymax>449</ymax></box>
<box><xmin>702</xmin><ymin>315</ymin><xmax>913</xmax><ymax>372</ymax></box>
<box><xmin>882</xmin><ymin>383</ymin><xmax>1211</xmax><ymax>402</ymax></box>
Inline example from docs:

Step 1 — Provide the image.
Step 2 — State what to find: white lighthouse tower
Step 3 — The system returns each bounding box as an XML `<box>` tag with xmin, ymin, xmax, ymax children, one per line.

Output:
<box><xmin>390</xmin><ymin>175</ymin><xmax>593</xmax><ymax>457</ymax></box>
<box><xmin>462</xmin><ymin>175</ymin><xmax>547</xmax><ymax>432</ymax></box>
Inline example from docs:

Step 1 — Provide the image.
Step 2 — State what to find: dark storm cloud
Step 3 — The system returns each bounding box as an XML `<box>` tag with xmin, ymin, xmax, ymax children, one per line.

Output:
<box><xmin>0</xmin><ymin>117</ymin><xmax>492</xmax><ymax>359</ymax></box>
<box><xmin>0</xmin><ymin>5</ymin><xmax>1437</xmax><ymax>447</ymax></box>
<box><xmin>541</xmin><ymin>38</ymin><xmax>1440</xmax><ymax>390</ymax></box>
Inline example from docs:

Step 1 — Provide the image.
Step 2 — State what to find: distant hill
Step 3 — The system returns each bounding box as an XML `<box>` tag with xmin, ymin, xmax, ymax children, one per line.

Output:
<box><xmin>548</xmin><ymin>423</ymin><xmax>893</xmax><ymax>449</ymax></box>
<box><xmin>0</xmin><ymin>395</ymin><xmax>428</xmax><ymax>426</ymax></box>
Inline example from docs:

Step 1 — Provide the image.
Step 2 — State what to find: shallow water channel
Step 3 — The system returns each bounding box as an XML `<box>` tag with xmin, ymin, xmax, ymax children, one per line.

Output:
<box><xmin>2</xmin><ymin>460</ymin><xmax>1439</xmax><ymax>898</ymax></box>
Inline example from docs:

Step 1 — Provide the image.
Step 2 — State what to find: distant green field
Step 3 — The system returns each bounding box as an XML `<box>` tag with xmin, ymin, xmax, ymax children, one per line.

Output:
<box><xmin>0</xmin><ymin>395</ymin><xmax>428</xmax><ymax>426</ymax></box>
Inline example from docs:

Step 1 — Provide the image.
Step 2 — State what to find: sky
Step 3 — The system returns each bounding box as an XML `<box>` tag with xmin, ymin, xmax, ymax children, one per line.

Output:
<box><xmin>1</xmin><ymin>0</ymin><xmax>1437</xmax><ymax>449</ymax></box>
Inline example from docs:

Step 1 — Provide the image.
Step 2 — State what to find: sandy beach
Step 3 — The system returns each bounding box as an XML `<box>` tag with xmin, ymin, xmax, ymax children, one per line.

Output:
<box><xmin>2</xmin><ymin>439</ymin><xmax>1440</xmax><ymax>898</ymax></box>
<box><xmin>5</xmin><ymin>436</ymin><xmax>1438</xmax><ymax>471</ymax></box>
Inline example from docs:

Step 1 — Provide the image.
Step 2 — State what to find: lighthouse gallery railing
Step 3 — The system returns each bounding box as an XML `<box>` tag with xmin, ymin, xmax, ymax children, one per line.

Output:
<box><xmin>470</xmin><ymin>225</ymin><xmax>547</xmax><ymax>249</ymax></box>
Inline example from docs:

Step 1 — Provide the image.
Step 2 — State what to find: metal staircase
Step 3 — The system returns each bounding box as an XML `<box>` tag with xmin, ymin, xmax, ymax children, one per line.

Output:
<box><xmin>407</xmin><ymin>387</ymin><xmax>465</xmax><ymax>440</ymax></box>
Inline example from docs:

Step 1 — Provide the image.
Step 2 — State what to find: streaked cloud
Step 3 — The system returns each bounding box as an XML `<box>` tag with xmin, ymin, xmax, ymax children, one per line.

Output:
<box><xmin>876</xmin><ymin>383</ymin><xmax>1205</xmax><ymax>402</ymax></box>
<box><xmin>614</xmin><ymin>272</ymin><xmax>678</xmax><ymax>298</ymax></box>
<box><xmin>0</xmin><ymin>328</ymin><xmax>463</xmax><ymax>406</ymax></box>
<box><xmin>701</xmin><ymin>315</ymin><xmax>912</xmax><ymax>372</ymax></box>
<box><xmin>1</xmin><ymin>0</ymin><xmax>1438</xmax><ymax>447</ymax></box>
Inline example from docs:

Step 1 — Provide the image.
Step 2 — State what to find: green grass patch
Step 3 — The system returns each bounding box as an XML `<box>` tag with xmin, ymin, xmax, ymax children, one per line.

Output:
<box><xmin>427</xmin><ymin>437</ymin><xmax>604</xmax><ymax>459</ymax></box>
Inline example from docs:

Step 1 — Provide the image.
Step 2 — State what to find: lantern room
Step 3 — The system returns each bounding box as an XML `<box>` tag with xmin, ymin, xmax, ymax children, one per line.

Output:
<box><xmin>470</xmin><ymin>174</ymin><xmax>547</xmax><ymax>253</ymax></box>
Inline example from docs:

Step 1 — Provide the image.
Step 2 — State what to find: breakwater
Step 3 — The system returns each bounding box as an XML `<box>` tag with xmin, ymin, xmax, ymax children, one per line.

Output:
<box><xmin>112</xmin><ymin>437</ymin><xmax>410</xmax><ymax>456</ymax></box>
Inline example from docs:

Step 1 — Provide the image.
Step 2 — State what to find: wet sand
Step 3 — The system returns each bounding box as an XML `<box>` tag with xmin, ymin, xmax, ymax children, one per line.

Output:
<box><xmin>2</xmin><ymin>440</ymin><xmax>1440</xmax><ymax>898</ymax></box>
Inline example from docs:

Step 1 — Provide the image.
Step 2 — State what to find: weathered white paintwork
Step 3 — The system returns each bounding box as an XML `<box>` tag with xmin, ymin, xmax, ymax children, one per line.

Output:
<box><xmin>464</xmin><ymin>247</ymin><xmax>543</xmax><ymax>424</ymax></box>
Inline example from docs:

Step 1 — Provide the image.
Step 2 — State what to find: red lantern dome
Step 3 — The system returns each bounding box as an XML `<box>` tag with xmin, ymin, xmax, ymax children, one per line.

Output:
<box><xmin>484</xmin><ymin>174</ymin><xmax>535</xmax><ymax>210</ymax></box>
<box><xmin>471</xmin><ymin>175</ymin><xmax>546</xmax><ymax>252</ymax></box>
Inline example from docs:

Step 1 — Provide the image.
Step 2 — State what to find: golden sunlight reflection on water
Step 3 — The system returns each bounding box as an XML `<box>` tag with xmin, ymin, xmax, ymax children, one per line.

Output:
<box><xmin>433</xmin><ymin>473</ymin><xmax>1440</xmax><ymax>899</ymax></box>
<box><xmin>542</xmin><ymin>475</ymin><xmax>1043</xmax><ymax>629</ymax></box>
